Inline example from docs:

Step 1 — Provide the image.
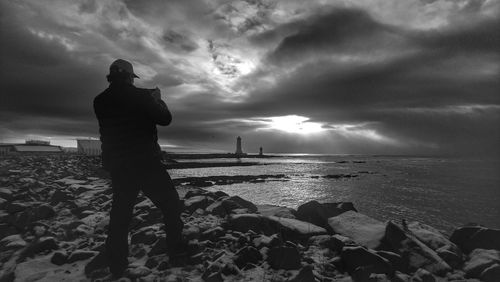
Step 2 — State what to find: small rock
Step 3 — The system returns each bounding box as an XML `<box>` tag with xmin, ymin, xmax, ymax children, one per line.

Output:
<box><xmin>184</xmin><ymin>196</ymin><xmax>214</xmax><ymax>213</ymax></box>
<box><xmin>352</xmin><ymin>265</ymin><xmax>390</xmax><ymax>281</ymax></box>
<box><xmin>148</xmin><ymin>237</ymin><xmax>167</xmax><ymax>256</ymax></box>
<box><xmin>7</xmin><ymin>202</ymin><xmax>29</xmax><ymax>213</ymax></box>
<box><xmin>221</xmin><ymin>262</ymin><xmax>240</xmax><ymax>276</ymax></box>
<box><xmin>436</xmin><ymin>246</ymin><xmax>462</xmax><ymax>269</ymax></box>
<box><xmin>213</xmin><ymin>191</ymin><xmax>229</xmax><ymax>199</ymax></box>
<box><xmin>234</xmin><ymin>246</ymin><xmax>263</xmax><ymax>268</ymax></box>
<box><xmin>20</xmin><ymin>236</ymin><xmax>59</xmax><ymax>259</ymax></box>
<box><xmin>202</xmin><ymin>261</ymin><xmax>223</xmax><ymax>281</ymax></box>
<box><xmin>68</xmin><ymin>250</ymin><xmax>97</xmax><ymax>263</ymax></box>
<box><xmin>0</xmin><ymin>234</ymin><xmax>27</xmax><ymax>251</ymax></box>
<box><xmin>50</xmin><ymin>190</ymin><xmax>73</xmax><ymax>204</ymax></box>
<box><xmin>446</xmin><ymin>270</ymin><xmax>466</xmax><ymax>281</ymax></box>
<box><xmin>189</xmin><ymin>252</ymin><xmax>205</xmax><ymax>265</ymax></box>
<box><xmin>130</xmin><ymin>244</ymin><xmax>147</xmax><ymax>258</ymax></box>
<box><xmin>125</xmin><ymin>266</ymin><xmax>152</xmax><ymax>278</ymax></box>
<box><xmin>144</xmin><ymin>256</ymin><xmax>161</xmax><ymax>269</ymax></box>
<box><xmin>267</xmin><ymin>246</ymin><xmax>301</xmax><ymax>270</ymax></box>
<box><xmin>0</xmin><ymin>188</ymin><xmax>13</xmax><ymax>200</ymax></box>
<box><xmin>0</xmin><ymin>197</ymin><xmax>7</xmax><ymax>209</ymax></box>
<box><xmin>0</xmin><ymin>223</ymin><xmax>17</xmax><ymax>238</ymax></box>
<box><xmin>202</xmin><ymin>226</ymin><xmax>225</xmax><ymax>241</ymax></box>
<box><xmin>131</xmin><ymin>228</ymin><xmax>157</xmax><ymax>245</ymax></box>
<box><xmin>184</xmin><ymin>189</ymin><xmax>209</xmax><ymax>199</ymax></box>
<box><xmin>464</xmin><ymin>248</ymin><xmax>500</xmax><ymax>278</ymax></box>
<box><xmin>183</xmin><ymin>225</ymin><xmax>201</xmax><ymax>240</ymax></box>
<box><xmin>308</xmin><ymin>235</ymin><xmax>344</xmax><ymax>253</ymax></box>
<box><xmin>376</xmin><ymin>250</ymin><xmax>407</xmax><ymax>272</ymax></box>
<box><xmin>51</xmin><ymin>251</ymin><xmax>68</xmax><ymax>265</ymax></box>
<box><xmin>412</xmin><ymin>268</ymin><xmax>436</xmax><ymax>282</ymax></box>
<box><xmin>341</xmin><ymin>246</ymin><xmax>393</xmax><ymax>275</ymax></box>
<box><xmin>287</xmin><ymin>265</ymin><xmax>315</xmax><ymax>281</ymax></box>
<box><xmin>253</xmin><ymin>234</ymin><xmax>281</xmax><ymax>249</ymax></box>
<box><xmin>203</xmin><ymin>272</ymin><xmax>223</xmax><ymax>282</ymax></box>
<box><xmin>34</xmin><ymin>204</ymin><xmax>56</xmax><ymax>220</ymax></box>
<box><xmin>393</xmin><ymin>271</ymin><xmax>411</xmax><ymax>282</ymax></box>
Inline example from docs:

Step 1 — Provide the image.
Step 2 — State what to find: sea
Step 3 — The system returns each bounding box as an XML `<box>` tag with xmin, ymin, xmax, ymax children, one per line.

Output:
<box><xmin>169</xmin><ymin>155</ymin><xmax>500</xmax><ymax>234</ymax></box>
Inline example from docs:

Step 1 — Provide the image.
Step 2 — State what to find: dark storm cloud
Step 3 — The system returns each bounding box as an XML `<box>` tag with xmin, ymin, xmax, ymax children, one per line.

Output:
<box><xmin>162</xmin><ymin>30</ymin><xmax>199</xmax><ymax>53</ymax></box>
<box><xmin>411</xmin><ymin>17</ymin><xmax>500</xmax><ymax>54</ymax></box>
<box><xmin>264</xmin><ymin>8</ymin><xmax>398</xmax><ymax>63</ymax></box>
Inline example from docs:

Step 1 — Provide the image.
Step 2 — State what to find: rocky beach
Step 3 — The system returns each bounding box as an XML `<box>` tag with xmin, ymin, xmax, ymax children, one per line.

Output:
<box><xmin>1</xmin><ymin>155</ymin><xmax>499</xmax><ymax>282</ymax></box>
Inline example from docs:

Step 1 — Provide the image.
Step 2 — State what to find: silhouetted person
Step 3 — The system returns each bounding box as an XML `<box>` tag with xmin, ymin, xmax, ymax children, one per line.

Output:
<box><xmin>87</xmin><ymin>59</ymin><xmax>184</xmax><ymax>277</ymax></box>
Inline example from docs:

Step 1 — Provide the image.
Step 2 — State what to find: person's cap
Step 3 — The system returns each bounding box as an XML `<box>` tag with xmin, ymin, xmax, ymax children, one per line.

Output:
<box><xmin>109</xmin><ymin>59</ymin><xmax>139</xmax><ymax>78</ymax></box>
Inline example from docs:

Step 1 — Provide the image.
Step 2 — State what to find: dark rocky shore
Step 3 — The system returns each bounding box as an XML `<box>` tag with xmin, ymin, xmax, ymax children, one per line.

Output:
<box><xmin>0</xmin><ymin>155</ymin><xmax>499</xmax><ymax>281</ymax></box>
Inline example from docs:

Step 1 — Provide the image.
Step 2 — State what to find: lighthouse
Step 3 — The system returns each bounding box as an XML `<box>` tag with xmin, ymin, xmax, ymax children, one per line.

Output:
<box><xmin>235</xmin><ymin>136</ymin><xmax>243</xmax><ymax>155</ymax></box>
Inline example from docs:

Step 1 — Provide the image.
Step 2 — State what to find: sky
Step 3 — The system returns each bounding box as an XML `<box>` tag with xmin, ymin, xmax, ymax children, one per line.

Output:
<box><xmin>1</xmin><ymin>0</ymin><xmax>499</xmax><ymax>155</ymax></box>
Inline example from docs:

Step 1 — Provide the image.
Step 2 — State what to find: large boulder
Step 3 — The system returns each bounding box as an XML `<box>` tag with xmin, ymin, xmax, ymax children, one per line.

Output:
<box><xmin>328</xmin><ymin>211</ymin><xmax>386</xmax><ymax>249</ymax></box>
<box><xmin>184</xmin><ymin>195</ymin><xmax>214</xmax><ymax>213</ymax></box>
<box><xmin>257</xmin><ymin>204</ymin><xmax>296</xmax><ymax>218</ymax></box>
<box><xmin>450</xmin><ymin>226</ymin><xmax>500</xmax><ymax>254</ymax></box>
<box><xmin>296</xmin><ymin>200</ymin><xmax>356</xmax><ymax>230</ymax></box>
<box><xmin>227</xmin><ymin>214</ymin><xmax>326</xmax><ymax>240</ymax></box>
<box><xmin>206</xmin><ymin>196</ymin><xmax>258</xmax><ymax>216</ymax></box>
<box><xmin>463</xmin><ymin>249</ymin><xmax>500</xmax><ymax>278</ymax></box>
<box><xmin>408</xmin><ymin>221</ymin><xmax>459</xmax><ymax>252</ymax></box>
<box><xmin>340</xmin><ymin>246</ymin><xmax>393</xmax><ymax>275</ymax></box>
<box><xmin>267</xmin><ymin>216</ymin><xmax>327</xmax><ymax>240</ymax></box>
<box><xmin>382</xmin><ymin>221</ymin><xmax>451</xmax><ymax>275</ymax></box>
<box><xmin>227</xmin><ymin>196</ymin><xmax>257</xmax><ymax>213</ymax></box>
<box><xmin>408</xmin><ymin>221</ymin><xmax>463</xmax><ymax>268</ymax></box>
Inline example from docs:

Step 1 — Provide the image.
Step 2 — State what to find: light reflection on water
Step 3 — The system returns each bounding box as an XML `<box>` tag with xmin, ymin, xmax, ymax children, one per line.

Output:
<box><xmin>169</xmin><ymin>156</ymin><xmax>500</xmax><ymax>233</ymax></box>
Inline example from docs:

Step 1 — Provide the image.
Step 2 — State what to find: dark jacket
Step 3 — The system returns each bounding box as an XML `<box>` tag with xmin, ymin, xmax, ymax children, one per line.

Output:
<box><xmin>94</xmin><ymin>83</ymin><xmax>172</xmax><ymax>170</ymax></box>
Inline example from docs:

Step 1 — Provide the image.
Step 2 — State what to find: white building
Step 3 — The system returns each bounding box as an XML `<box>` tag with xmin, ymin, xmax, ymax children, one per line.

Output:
<box><xmin>77</xmin><ymin>139</ymin><xmax>101</xmax><ymax>156</ymax></box>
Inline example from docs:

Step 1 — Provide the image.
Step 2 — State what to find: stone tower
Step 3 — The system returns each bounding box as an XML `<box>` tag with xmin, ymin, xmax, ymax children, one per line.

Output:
<box><xmin>235</xmin><ymin>136</ymin><xmax>243</xmax><ymax>155</ymax></box>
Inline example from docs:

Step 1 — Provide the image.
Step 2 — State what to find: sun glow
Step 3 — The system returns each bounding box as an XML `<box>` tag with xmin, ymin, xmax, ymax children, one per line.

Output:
<box><xmin>263</xmin><ymin>115</ymin><xmax>326</xmax><ymax>134</ymax></box>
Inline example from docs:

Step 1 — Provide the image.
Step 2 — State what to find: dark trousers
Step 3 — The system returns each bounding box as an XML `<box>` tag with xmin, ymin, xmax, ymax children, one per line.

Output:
<box><xmin>105</xmin><ymin>160</ymin><xmax>183</xmax><ymax>269</ymax></box>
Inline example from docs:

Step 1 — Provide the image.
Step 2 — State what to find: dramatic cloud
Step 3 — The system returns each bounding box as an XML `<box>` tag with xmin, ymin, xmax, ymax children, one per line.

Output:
<box><xmin>1</xmin><ymin>0</ymin><xmax>499</xmax><ymax>156</ymax></box>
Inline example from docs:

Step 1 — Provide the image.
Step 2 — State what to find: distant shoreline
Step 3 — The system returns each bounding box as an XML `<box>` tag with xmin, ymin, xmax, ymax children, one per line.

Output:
<box><xmin>163</xmin><ymin>152</ymin><xmax>279</xmax><ymax>159</ymax></box>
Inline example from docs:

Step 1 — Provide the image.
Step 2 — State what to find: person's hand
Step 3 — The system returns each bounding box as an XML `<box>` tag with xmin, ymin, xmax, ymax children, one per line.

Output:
<box><xmin>151</xmin><ymin>87</ymin><xmax>161</xmax><ymax>101</ymax></box>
